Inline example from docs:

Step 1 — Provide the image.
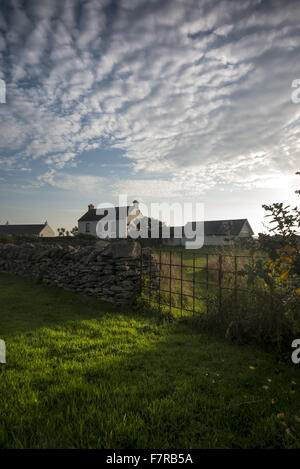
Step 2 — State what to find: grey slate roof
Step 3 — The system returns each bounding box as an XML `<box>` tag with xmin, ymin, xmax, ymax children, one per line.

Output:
<box><xmin>78</xmin><ymin>206</ymin><xmax>133</xmax><ymax>222</ymax></box>
<box><xmin>0</xmin><ymin>224</ymin><xmax>46</xmax><ymax>236</ymax></box>
<box><xmin>168</xmin><ymin>219</ymin><xmax>253</xmax><ymax>238</ymax></box>
<box><xmin>202</xmin><ymin>219</ymin><xmax>253</xmax><ymax>236</ymax></box>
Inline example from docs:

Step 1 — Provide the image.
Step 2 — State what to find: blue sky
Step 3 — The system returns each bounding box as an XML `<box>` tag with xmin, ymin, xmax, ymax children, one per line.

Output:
<box><xmin>0</xmin><ymin>0</ymin><xmax>299</xmax><ymax>234</ymax></box>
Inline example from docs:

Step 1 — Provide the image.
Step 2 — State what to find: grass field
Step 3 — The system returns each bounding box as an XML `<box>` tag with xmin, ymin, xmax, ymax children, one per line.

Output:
<box><xmin>146</xmin><ymin>245</ymin><xmax>254</xmax><ymax>315</ymax></box>
<box><xmin>0</xmin><ymin>273</ymin><xmax>300</xmax><ymax>449</ymax></box>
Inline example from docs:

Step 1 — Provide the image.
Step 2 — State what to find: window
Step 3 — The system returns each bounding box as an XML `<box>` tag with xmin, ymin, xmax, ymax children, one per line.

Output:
<box><xmin>86</xmin><ymin>223</ymin><xmax>90</xmax><ymax>233</ymax></box>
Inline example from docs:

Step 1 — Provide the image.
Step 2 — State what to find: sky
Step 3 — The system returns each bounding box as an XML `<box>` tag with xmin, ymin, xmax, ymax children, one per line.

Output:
<box><xmin>0</xmin><ymin>0</ymin><xmax>299</xmax><ymax>234</ymax></box>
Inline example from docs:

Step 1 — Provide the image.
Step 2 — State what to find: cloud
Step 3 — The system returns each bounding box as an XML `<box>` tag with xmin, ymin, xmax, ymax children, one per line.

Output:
<box><xmin>0</xmin><ymin>0</ymin><xmax>299</xmax><ymax>194</ymax></box>
<box><xmin>37</xmin><ymin>169</ymin><xmax>105</xmax><ymax>194</ymax></box>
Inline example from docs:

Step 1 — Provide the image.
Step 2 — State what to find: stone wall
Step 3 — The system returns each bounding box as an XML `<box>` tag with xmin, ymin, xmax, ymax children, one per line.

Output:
<box><xmin>0</xmin><ymin>239</ymin><xmax>154</xmax><ymax>306</ymax></box>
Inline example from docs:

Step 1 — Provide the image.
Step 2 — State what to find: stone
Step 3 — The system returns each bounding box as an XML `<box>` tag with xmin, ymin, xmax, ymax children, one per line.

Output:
<box><xmin>0</xmin><ymin>240</ymin><xmax>156</xmax><ymax>306</ymax></box>
<box><xmin>100</xmin><ymin>245</ymin><xmax>113</xmax><ymax>257</ymax></box>
<box><xmin>110</xmin><ymin>240</ymin><xmax>141</xmax><ymax>259</ymax></box>
<box><xmin>95</xmin><ymin>240</ymin><xmax>110</xmax><ymax>252</ymax></box>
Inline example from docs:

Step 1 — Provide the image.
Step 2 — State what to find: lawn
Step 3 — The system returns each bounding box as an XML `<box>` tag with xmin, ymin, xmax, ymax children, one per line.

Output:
<box><xmin>0</xmin><ymin>273</ymin><xmax>299</xmax><ymax>449</ymax></box>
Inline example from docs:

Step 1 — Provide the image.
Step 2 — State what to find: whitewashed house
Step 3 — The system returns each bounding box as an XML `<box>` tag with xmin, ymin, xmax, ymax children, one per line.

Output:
<box><xmin>78</xmin><ymin>201</ymin><xmax>141</xmax><ymax>238</ymax></box>
<box><xmin>163</xmin><ymin>219</ymin><xmax>254</xmax><ymax>247</ymax></box>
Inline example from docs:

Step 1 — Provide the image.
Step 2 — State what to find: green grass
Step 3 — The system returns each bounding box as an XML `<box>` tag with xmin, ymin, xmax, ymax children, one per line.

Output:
<box><xmin>147</xmin><ymin>245</ymin><xmax>263</xmax><ymax>315</ymax></box>
<box><xmin>146</xmin><ymin>248</ymin><xmax>235</xmax><ymax>314</ymax></box>
<box><xmin>0</xmin><ymin>273</ymin><xmax>300</xmax><ymax>448</ymax></box>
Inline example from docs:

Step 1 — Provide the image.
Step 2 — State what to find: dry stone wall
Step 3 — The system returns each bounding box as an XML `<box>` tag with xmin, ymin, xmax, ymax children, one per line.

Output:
<box><xmin>0</xmin><ymin>239</ymin><xmax>155</xmax><ymax>306</ymax></box>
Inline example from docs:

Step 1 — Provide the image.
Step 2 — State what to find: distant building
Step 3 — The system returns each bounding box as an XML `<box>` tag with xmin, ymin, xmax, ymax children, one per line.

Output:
<box><xmin>78</xmin><ymin>201</ymin><xmax>141</xmax><ymax>237</ymax></box>
<box><xmin>0</xmin><ymin>221</ymin><xmax>55</xmax><ymax>237</ymax></box>
<box><xmin>163</xmin><ymin>219</ymin><xmax>254</xmax><ymax>246</ymax></box>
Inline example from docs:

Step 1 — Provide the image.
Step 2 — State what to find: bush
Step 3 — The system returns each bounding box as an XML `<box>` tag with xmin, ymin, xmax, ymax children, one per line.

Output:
<box><xmin>197</xmin><ymin>172</ymin><xmax>300</xmax><ymax>351</ymax></box>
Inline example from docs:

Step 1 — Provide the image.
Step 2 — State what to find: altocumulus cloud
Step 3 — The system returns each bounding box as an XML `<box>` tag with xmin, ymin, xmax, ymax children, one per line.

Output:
<box><xmin>0</xmin><ymin>0</ymin><xmax>300</xmax><ymax>196</ymax></box>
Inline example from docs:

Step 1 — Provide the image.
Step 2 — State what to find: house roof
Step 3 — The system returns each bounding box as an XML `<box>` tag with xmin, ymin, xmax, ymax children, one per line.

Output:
<box><xmin>78</xmin><ymin>206</ymin><xmax>135</xmax><ymax>222</ymax></box>
<box><xmin>168</xmin><ymin>219</ymin><xmax>253</xmax><ymax>238</ymax></box>
<box><xmin>202</xmin><ymin>219</ymin><xmax>253</xmax><ymax>236</ymax></box>
<box><xmin>0</xmin><ymin>224</ymin><xmax>47</xmax><ymax>236</ymax></box>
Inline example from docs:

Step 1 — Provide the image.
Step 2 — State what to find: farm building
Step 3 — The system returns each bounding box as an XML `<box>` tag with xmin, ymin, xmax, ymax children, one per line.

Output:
<box><xmin>0</xmin><ymin>221</ymin><xmax>55</xmax><ymax>237</ymax></box>
<box><xmin>163</xmin><ymin>219</ymin><xmax>254</xmax><ymax>246</ymax></box>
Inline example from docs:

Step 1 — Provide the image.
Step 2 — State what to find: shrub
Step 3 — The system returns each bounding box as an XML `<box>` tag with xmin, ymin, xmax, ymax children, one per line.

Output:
<box><xmin>198</xmin><ymin>172</ymin><xmax>300</xmax><ymax>351</ymax></box>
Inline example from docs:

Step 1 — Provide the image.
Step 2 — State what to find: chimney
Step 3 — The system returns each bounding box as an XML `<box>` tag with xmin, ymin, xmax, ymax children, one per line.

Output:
<box><xmin>88</xmin><ymin>204</ymin><xmax>95</xmax><ymax>211</ymax></box>
<box><xmin>132</xmin><ymin>200</ymin><xmax>139</xmax><ymax>214</ymax></box>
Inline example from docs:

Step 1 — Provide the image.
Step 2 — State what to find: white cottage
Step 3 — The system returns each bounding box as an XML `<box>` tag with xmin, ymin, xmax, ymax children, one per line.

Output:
<box><xmin>78</xmin><ymin>201</ymin><xmax>141</xmax><ymax>238</ymax></box>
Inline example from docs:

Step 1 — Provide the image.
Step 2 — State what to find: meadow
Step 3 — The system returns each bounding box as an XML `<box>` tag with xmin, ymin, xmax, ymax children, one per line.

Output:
<box><xmin>0</xmin><ymin>272</ymin><xmax>299</xmax><ymax>449</ymax></box>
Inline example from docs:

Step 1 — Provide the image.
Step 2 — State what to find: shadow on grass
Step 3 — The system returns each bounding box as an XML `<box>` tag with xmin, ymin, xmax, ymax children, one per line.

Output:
<box><xmin>1</xmin><ymin>273</ymin><xmax>300</xmax><ymax>449</ymax></box>
<box><xmin>1</xmin><ymin>314</ymin><xmax>300</xmax><ymax>449</ymax></box>
<box><xmin>0</xmin><ymin>273</ymin><xmax>120</xmax><ymax>337</ymax></box>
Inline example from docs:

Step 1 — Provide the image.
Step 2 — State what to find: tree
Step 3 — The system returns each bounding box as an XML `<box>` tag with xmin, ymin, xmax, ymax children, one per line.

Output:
<box><xmin>71</xmin><ymin>226</ymin><xmax>78</xmax><ymax>236</ymax></box>
<box><xmin>244</xmin><ymin>172</ymin><xmax>300</xmax><ymax>293</ymax></box>
<box><xmin>57</xmin><ymin>227</ymin><xmax>66</xmax><ymax>237</ymax></box>
<box><xmin>236</xmin><ymin>172</ymin><xmax>300</xmax><ymax>349</ymax></box>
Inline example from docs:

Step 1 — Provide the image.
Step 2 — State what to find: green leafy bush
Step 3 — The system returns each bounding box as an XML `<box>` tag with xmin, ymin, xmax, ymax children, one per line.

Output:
<box><xmin>199</xmin><ymin>172</ymin><xmax>300</xmax><ymax>351</ymax></box>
